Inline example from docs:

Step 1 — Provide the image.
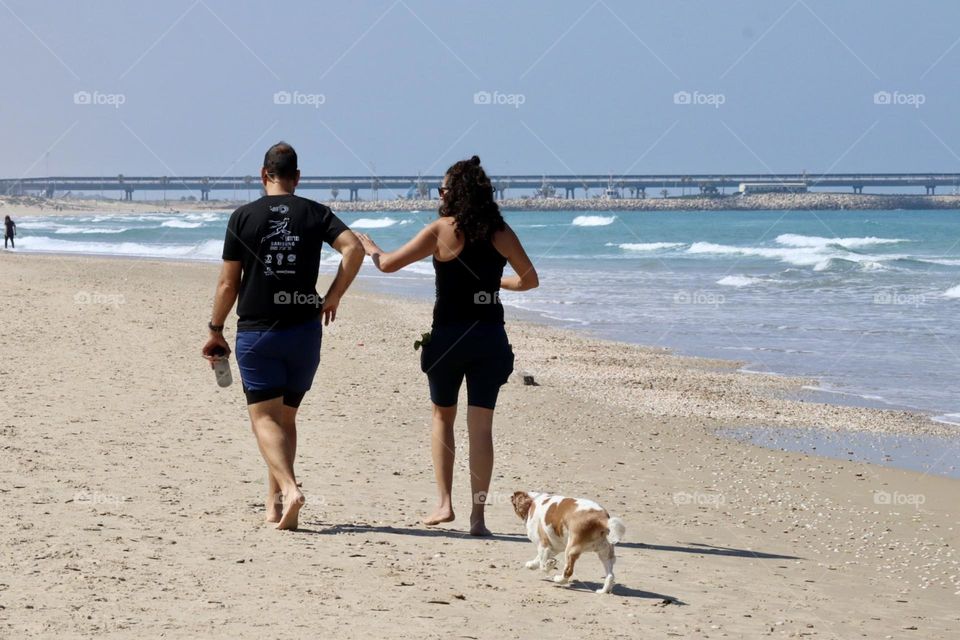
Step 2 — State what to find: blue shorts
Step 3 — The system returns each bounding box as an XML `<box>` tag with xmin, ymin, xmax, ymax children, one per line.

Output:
<box><xmin>235</xmin><ymin>319</ymin><xmax>322</xmax><ymax>407</ymax></box>
<box><xmin>419</xmin><ymin>323</ymin><xmax>515</xmax><ymax>409</ymax></box>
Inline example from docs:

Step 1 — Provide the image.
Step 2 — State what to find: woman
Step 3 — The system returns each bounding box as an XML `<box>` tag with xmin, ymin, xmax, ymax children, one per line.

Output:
<box><xmin>357</xmin><ymin>155</ymin><xmax>538</xmax><ymax>536</ymax></box>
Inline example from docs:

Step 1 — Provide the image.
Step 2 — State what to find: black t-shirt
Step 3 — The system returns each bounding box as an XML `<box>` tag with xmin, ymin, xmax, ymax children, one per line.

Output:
<box><xmin>222</xmin><ymin>194</ymin><xmax>349</xmax><ymax>331</ymax></box>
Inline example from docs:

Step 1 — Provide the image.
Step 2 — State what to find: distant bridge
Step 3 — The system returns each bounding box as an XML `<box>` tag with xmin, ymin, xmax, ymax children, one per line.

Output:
<box><xmin>2</xmin><ymin>173</ymin><xmax>959</xmax><ymax>201</ymax></box>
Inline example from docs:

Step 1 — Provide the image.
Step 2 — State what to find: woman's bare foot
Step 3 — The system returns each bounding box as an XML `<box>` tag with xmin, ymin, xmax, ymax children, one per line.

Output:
<box><xmin>276</xmin><ymin>488</ymin><xmax>304</xmax><ymax>530</ymax></box>
<box><xmin>265</xmin><ymin>492</ymin><xmax>282</xmax><ymax>523</ymax></box>
<box><xmin>422</xmin><ymin>507</ymin><xmax>455</xmax><ymax>526</ymax></box>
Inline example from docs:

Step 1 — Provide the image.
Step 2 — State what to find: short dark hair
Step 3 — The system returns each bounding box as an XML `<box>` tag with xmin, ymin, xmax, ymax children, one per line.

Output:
<box><xmin>263</xmin><ymin>141</ymin><xmax>298</xmax><ymax>179</ymax></box>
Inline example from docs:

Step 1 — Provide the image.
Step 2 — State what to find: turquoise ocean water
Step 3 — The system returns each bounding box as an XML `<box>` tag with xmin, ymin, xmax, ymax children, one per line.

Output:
<box><xmin>11</xmin><ymin>207</ymin><xmax>960</xmax><ymax>426</ymax></box>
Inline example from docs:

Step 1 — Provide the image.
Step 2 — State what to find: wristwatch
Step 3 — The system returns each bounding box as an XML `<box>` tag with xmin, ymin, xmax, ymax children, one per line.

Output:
<box><xmin>208</xmin><ymin>322</ymin><xmax>224</xmax><ymax>333</ymax></box>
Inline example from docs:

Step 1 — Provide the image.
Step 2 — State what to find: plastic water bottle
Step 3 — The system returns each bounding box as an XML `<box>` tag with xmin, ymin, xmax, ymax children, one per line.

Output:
<box><xmin>211</xmin><ymin>347</ymin><xmax>233</xmax><ymax>388</ymax></box>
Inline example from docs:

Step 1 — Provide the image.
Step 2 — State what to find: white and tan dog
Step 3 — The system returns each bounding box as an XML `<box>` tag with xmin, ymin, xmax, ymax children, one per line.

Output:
<box><xmin>511</xmin><ymin>491</ymin><xmax>626</xmax><ymax>594</ymax></box>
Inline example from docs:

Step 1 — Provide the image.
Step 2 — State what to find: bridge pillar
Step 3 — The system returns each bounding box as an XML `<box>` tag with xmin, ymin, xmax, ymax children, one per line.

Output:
<box><xmin>565</xmin><ymin>186</ymin><xmax>575</xmax><ymax>199</ymax></box>
<box><xmin>124</xmin><ymin>188</ymin><xmax>134</xmax><ymax>201</ymax></box>
<box><xmin>497</xmin><ymin>188</ymin><xmax>505</xmax><ymax>200</ymax></box>
<box><xmin>201</xmin><ymin>189</ymin><xmax>211</xmax><ymax>201</ymax></box>
<box><xmin>852</xmin><ymin>185</ymin><xmax>863</xmax><ymax>194</ymax></box>
<box><xmin>45</xmin><ymin>187</ymin><xmax>54</xmax><ymax>198</ymax></box>
<box><xmin>349</xmin><ymin>188</ymin><xmax>359</xmax><ymax>201</ymax></box>
<box><xmin>926</xmin><ymin>185</ymin><xmax>936</xmax><ymax>195</ymax></box>
<box><xmin>639</xmin><ymin>187</ymin><xmax>646</xmax><ymax>199</ymax></box>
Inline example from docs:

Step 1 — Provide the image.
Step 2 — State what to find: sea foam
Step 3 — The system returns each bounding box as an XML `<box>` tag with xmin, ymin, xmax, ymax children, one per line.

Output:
<box><xmin>161</xmin><ymin>220</ymin><xmax>204</xmax><ymax>229</ymax></box>
<box><xmin>350</xmin><ymin>217</ymin><xmax>398</xmax><ymax>229</ymax></box>
<box><xmin>17</xmin><ymin>236</ymin><xmax>224</xmax><ymax>261</ymax></box>
<box><xmin>944</xmin><ymin>284</ymin><xmax>960</xmax><ymax>299</ymax></box>
<box><xmin>613</xmin><ymin>242</ymin><xmax>685</xmax><ymax>251</ymax></box>
<box><xmin>572</xmin><ymin>215</ymin><xmax>615</xmax><ymax>227</ymax></box>
<box><xmin>53</xmin><ymin>226</ymin><xmax>129</xmax><ymax>234</ymax></box>
<box><xmin>688</xmin><ymin>241</ymin><xmax>903</xmax><ymax>271</ymax></box>
<box><xmin>717</xmin><ymin>275</ymin><xmax>764</xmax><ymax>287</ymax></box>
<box><xmin>775</xmin><ymin>233</ymin><xmax>906</xmax><ymax>249</ymax></box>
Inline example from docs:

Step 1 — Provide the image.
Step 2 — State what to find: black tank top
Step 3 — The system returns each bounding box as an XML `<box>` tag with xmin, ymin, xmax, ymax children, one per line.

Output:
<box><xmin>432</xmin><ymin>238</ymin><xmax>507</xmax><ymax>326</ymax></box>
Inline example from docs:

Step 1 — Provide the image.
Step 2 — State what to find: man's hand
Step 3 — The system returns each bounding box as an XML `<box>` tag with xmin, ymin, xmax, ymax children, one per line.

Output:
<box><xmin>202</xmin><ymin>332</ymin><xmax>231</xmax><ymax>369</ymax></box>
<box><xmin>321</xmin><ymin>231</ymin><xmax>363</xmax><ymax>325</ymax></box>
<box><xmin>321</xmin><ymin>292</ymin><xmax>341</xmax><ymax>326</ymax></box>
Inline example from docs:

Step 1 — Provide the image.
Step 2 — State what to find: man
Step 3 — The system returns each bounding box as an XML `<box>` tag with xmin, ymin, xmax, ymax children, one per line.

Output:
<box><xmin>4</xmin><ymin>215</ymin><xmax>15</xmax><ymax>249</ymax></box>
<box><xmin>202</xmin><ymin>142</ymin><xmax>364</xmax><ymax>530</ymax></box>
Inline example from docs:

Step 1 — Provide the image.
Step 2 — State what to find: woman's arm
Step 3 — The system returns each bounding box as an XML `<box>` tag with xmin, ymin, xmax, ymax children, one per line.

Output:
<box><xmin>356</xmin><ymin>222</ymin><xmax>439</xmax><ymax>273</ymax></box>
<box><xmin>494</xmin><ymin>224</ymin><xmax>539</xmax><ymax>291</ymax></box>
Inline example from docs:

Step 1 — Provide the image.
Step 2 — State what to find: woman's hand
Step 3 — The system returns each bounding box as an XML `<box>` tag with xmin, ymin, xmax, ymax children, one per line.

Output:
<box><xmin>356</xmin><ymin>233</ymin><xmax>381</xmax><ymax>256</ymax></box>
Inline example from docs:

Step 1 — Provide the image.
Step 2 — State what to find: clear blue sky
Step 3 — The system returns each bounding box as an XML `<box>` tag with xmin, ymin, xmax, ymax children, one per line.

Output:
<box><xmin>2</xmin><ymin>0</ymin><xmax>958</xmax><ymax>178</ymax></box>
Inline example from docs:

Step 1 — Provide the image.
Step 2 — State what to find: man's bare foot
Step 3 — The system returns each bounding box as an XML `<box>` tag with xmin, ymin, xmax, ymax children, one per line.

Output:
<box><xmin>422</xmin><ymin>507</ymin><xmax>455</xmax><ymax>526</ymax></box>
<box><xmin>265</xmin><ymin>492</ymin><xmax>282</xmax><ymax>523</ymax></box>
<box><xmin>276</xmin><ymin>488</ymin><xmax>304</xmax><ymax>530</ymax></box>
<box><xmin>469</xmin><ymin>518</ymin><xmax>492</xmax><ymax>537</ymax></box>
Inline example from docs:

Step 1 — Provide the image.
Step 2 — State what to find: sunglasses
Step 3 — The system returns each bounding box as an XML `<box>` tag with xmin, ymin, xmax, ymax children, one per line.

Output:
<box><xmin>438</xmin><ymin>186</ymin><xmax>450</xmax><ymax>197</ymax></box>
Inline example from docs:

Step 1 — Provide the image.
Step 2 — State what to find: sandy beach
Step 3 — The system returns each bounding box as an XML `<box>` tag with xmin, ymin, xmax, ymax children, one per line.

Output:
<box><xmin>1</xmin><ymin>252</ymin><xmax>957</xmax><ymax>639</ymax></box>
<box><xmin>0</xmin><ymin>195</ymin><xmax>227</xmax><ymax>218</ymax></box>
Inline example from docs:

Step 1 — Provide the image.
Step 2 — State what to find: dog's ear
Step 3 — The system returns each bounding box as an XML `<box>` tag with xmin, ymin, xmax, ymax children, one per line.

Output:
<box><xmin>511</xmin><ymin>491</ymin><xmax>533</xmax><ymax>520</ymax></box>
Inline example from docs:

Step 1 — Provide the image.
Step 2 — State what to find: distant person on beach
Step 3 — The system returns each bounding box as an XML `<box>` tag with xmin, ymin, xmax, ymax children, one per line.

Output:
<box><xmin>4</xmin><ymin>216</ymin><xmax>15</xmax><ymax>249</ymax></box>
<box><xmin>202</xmin><ymin>142</ymin><xmax>364</xmax><ymax>530</ymax></box>
<box><xmin>357</xmin><ymin>155</ymin><xmax>539</xmax><ymax>536</ymax></box>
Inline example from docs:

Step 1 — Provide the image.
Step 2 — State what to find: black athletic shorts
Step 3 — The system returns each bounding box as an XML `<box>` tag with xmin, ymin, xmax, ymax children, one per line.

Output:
<box><xmin>420</xmin><ymin>323</ymin><xmax>515</xmax><ymax>409</ymax></box>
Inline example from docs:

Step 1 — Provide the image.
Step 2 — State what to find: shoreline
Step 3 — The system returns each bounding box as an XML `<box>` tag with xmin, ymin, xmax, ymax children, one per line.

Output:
<box><xmin>2</xmin><ymin>250</ymin><xmax>954</xmax><ymax>441</ymax></box>
<box><xmin>5</xmin><ymin>191</ymin><xmax>960</xmax><ymax>217</ymax></box>
<box><xmin>2</xmin><ymin>251</ymin><xmax>958</xmax><ymax>637</ymax></box>
<box><xmin>5</xmin><ymin>248</ymin><xmax>957</xmax><ymax>440</ymax></box>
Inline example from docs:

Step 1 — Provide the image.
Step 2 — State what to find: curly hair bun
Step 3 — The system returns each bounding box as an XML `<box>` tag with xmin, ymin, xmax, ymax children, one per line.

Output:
<box><xmin>469</xmin><ymin>155</ymin><xmax>481</xmax><ymax>166</ymax></box>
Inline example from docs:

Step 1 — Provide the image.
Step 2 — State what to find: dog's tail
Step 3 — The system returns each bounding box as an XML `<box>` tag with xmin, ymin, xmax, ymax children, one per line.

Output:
<box><xmin>607</xmin><ymin>517</ymin><xmax>626</xmax><ymax>545</ymax></box>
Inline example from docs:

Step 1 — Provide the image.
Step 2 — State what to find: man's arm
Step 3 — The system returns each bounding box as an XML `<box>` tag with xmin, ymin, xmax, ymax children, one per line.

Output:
<box><xmin>202</xmin><ymin>260</ymin><xmax>242</xmax><ymax>364</ymax></box>
<box><xmin>321</xmin><ymin>230</ymin><xmax>364</xmax><ymax>325</ymax></box>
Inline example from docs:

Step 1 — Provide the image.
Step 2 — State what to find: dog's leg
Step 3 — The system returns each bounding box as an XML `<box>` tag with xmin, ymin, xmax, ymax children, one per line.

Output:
<box><xmin>543</xmin><ymin>549</ymin><xmax>559</xmax><ymax>572</ymax></box>
<box><xmin>525</xmin><ymin>545</ymin><xmax>545</xmax><ymax>570</ymax></box>
<box><xmin>553</xmin><ymin>544</ymin><xmax>581</xmax><ymax>585</ymax></box>
<box><xmin>597</xmin><ymin>543</ymin><xmax>616</xmax><ymax>594</ymax></box>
